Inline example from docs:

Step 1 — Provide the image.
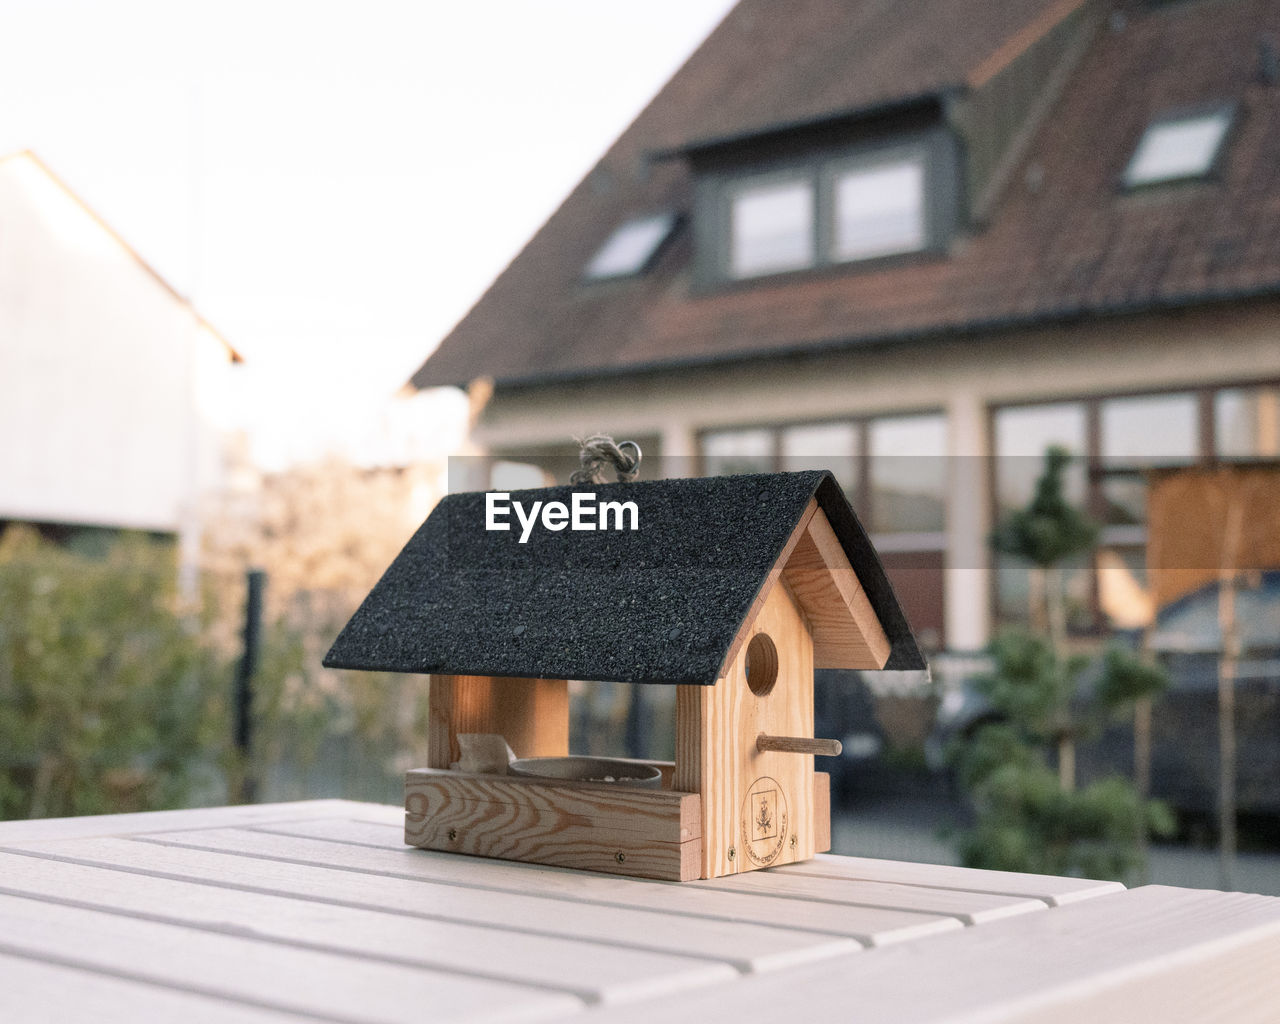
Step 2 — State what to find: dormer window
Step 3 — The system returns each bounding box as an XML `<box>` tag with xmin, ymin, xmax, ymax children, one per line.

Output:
<box><xmin>1124</xmin><ymin>107</ymin><xmax>1232</xmax><ymax>187</ymax></box>
<box><xmin>729</xmin><ymin>175</ymin><xmax>815</xmax><ymax>277</ymax></box>
<box><xmin>831</xmin><ymin>155</ymin><xmax>926</xmax><ymax>262</ymax></box>
<box><xmin>696</xmin><ymin>131</ymin><xmax>953</xmax><ymax>286</ymax></box>
<box><xmin>585</xmin><ymin>212</ymin><xmax>678</xmax><ymax>280</ymax></box>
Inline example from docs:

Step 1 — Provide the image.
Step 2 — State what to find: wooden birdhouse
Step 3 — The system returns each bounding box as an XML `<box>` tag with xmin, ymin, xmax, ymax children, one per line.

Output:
<box><xmin>324</xmin><ymin>470</ymin><xmax>923</xmax><ymax>881</ymax></box>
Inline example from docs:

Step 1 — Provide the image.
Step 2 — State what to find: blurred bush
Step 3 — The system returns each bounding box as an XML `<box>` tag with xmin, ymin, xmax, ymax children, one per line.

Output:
<box><xmin>950</xmin><ymin>632</ymin><xmax>1175</xmax><ymax>879</ymax></box>
<box><xmin>0</xmin><ymin>525</ymin><xmax>229</xmax><ymax>818</ymax></box>
<box><xmin>0</xmin><ymin>525</ymin><xmax>356</xmax><ymax>819</ymax></box>
<box><xmin>0</xmin><ymin>457</ymin><xmax>444</xmax><ymax>820</ymax></box>
<box><xmin>950</xmin><ymin>448</ymin><xmax>1173</xmax><ymax>881</ymax></box>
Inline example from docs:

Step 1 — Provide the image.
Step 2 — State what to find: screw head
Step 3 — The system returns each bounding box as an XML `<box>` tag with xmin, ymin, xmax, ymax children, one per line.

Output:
<box><xmin>447</xmin><ymin>828</ymin><xmax>458</xmax><ymax>842</ymax></box>
<box><xmin>789</xmin><ymin>834</ymin><xmax>798</xmax><ymax>851</ymax></box>
<box><xmin>727</xmin><ymin>846</ymin><xmax>736</xmax><ymax>862</ymax></box>
<box><xmin>615</xmin><ymin>851</ymin><xmax>626</xmax><ymax>864</ymax></box>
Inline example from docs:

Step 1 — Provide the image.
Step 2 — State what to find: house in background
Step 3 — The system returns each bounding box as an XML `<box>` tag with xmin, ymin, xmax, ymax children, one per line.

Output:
<box><xmin>408</xmin><ymin>0</ymin><xmax>1280</xmax><ymax>658</ymax></box>
<box><xmin>0</xmin><ymin>150</ymin><xmax>241</xmax><ymax>576</ymax></box>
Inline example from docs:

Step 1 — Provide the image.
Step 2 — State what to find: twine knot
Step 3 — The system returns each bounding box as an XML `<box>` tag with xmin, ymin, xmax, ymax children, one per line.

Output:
<box><xmin>569</xmin><ymin>435</ymin><xmax>642</xmax><ymax>484</ymax></box>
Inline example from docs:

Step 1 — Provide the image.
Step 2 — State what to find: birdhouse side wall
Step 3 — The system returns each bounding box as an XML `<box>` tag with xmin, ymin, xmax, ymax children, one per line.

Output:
<box><xmin>675</xmin><ymin>580</ymin><xmax>816</xmax><ymax>879</ymax></box>
<box><xmin>427</xmin><ymin>674</ymin><xmax>569</xmax><ymax>768</ymax></box>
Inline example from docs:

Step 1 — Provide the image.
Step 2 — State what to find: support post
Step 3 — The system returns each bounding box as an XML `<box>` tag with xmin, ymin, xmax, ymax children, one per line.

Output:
<box><xmin>233</xmin><ymin>568</ymin><xmax>265</xmax><ymax>804</ymax></box>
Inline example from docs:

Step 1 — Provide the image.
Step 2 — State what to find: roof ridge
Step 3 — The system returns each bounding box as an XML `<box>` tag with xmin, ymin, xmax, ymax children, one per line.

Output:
<box><xmin>0</xmin><ymin>149</ymin><xmax>242</xmax><ymax>363</ymax></box>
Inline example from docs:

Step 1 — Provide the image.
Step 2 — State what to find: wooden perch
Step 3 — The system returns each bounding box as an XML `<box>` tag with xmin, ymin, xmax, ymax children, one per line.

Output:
<box><xmin>757</xmin><ymin>734</ymin><xmax>842</xmax><ymax>757</ymax></box>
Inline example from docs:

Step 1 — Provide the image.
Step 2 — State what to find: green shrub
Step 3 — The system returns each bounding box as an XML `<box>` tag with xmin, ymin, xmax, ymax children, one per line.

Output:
<box><xmin>0</xmin><ymin>526</ymin><xmax>229</xmax><ymax>818</ymax></box>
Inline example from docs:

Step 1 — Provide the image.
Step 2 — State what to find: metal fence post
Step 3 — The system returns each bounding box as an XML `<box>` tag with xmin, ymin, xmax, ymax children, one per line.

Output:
<box><xmin>234</xmin><ymin>568</ymin><xmax>265</xmax><ymax>803</ymax></box>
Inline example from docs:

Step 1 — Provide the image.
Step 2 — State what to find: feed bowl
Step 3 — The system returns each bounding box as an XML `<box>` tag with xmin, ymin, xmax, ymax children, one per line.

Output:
<box><xmin>507</xmin><ymin>756</ymin><xmax>662</xmax><ymax>788</ymax></box>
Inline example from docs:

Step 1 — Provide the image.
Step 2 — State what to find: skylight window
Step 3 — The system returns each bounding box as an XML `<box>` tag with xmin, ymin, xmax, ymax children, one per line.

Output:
<box><xmin>729</xmin><ymin>176</ymin><xmax>815</xmax><ymax>278</ymax></box>
<box><xmin>585</xmin><ymin>213</ymin><xmax>677</xmax><ymax>280</ymax></box>
<box><xmin>832</xmin><ymin>156</ymin><xmax>926</xmax><ymax>262</ymax></box>
<box><xmin>1124</xmin><ymin>109</ymin><xmax>1231</xmax><ymax>187</ymax></box>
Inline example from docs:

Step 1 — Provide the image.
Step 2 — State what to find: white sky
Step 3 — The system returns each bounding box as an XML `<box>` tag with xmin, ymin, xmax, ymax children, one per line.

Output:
<box><xmin>0</xmin><ymin>0</ymin><xmax>734</xmax><ymax>467</ymax></box>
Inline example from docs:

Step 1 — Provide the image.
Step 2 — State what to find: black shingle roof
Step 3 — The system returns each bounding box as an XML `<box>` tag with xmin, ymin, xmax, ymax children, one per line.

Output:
<box><xmin>324</xmin><ymin>471</ymin><xmax>923</xmax><ymax>684</ymax></box>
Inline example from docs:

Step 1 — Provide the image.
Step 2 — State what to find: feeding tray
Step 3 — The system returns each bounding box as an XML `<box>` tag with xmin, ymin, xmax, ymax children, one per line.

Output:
<box><xmin>325</xmin><ymin>470</ymin><xmax>923</xmax><ymax>881</ymax></box>
<box><xmin>508</xmin><ymin>756</ymin><xmax>663</xmax><ymax>788</ymax></box>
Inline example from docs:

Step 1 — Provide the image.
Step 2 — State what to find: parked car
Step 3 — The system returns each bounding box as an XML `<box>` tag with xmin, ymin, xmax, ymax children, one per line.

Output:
<box><xmin>923</xmin><ymin>651</ymin><xmax>997</xmax><ymax>774</ymax></box>
<box><xmin>925</xmin><ymin>572</ymin><xmax>1280</xmax><ymax>820</ymax></box>
<box><xmin>813</xmin><ymin>669</ymin><xmax>887</xmax><ymax>805</ymax></box>
<box><xmin>1085</xmin><ymin>572</ymin><xmax>1280</xmax><ymax>821</ymax></box>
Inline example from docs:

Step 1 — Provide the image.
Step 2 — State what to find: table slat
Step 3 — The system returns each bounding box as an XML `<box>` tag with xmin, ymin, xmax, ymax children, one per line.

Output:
<box><xmin>0</xmin><ymin>841</ymin><xmax>848</xmax><ymax>976</ymax></box>
<box><xmin>0</xmin><ymin>950</ymin><xmax>315</xmax><ymax>1024</ymax></box>
<box><xmin>137</xmin><ymin>823</ymin><xmax>964</xmax><ymax>947</ymax></box>
<box><xmin>568</xmin><ymin>885</ymin><xmax>1280</xmax><ymax>1024</ymax></box>
<box><xmin>687</xmin><ymin>867</ymin><xmax>1047</xmax><ymax>925</ymax></box>
<box><xmin>0</xmin><ymin>847</ymin><xmax>736</xmax><ymax>1003</ymax></box>
<box><xmin>0</xmin><ymin>800</ymin><xmax>400</xmax><ymax>842</ymax></box>
<box><xmin>773</xmin><ymin>853</ymin><xmax>1124</xmax><ymax>906</ymax></box>
<box><xmin>249</xmin><ymin>818</ymin><xmax>1041</xmax><ymax>927</ymax></box>
<box><xmin>0</xmin><ymin>892</ymin><xmax>581</xmax><ymax>1024</ymax></box>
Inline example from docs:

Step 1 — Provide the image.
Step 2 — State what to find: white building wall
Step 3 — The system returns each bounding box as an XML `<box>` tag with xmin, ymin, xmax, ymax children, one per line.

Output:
<box><xmin>0</xmin><ymin>153</ymin><xmax>232</xmax><ymax>538</ymax></box>
<box><xmin>471</xmin><ymin>305</ymin><xmax>1280</xmax><ymax>449</ymax></box>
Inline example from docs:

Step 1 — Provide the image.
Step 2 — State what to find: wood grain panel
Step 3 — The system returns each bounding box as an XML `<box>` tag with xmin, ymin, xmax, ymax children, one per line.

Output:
<box><xmin>782</xmin><ymin>506</ymin><xmax>892</xmax><ymax>669</ymax></box>
<box><xmin>677</xmin><ymin>581</ymin><xmax>815</xmax><ymax>879</ymax></box>
<box><xmin>711</xmin><ymin>498</ymin><xmax>819</xmax><ymax>680</ymax></box>
<box><xmin>405</xmin><ymin>812</ymin><xmax>699</xmax><ymax>882</ymax></box>
<box><xmin>405</xmin><ymin>769</ymin><xmax>698</xmax><ymax>842</ymax></box>
<box><xmin>405</xmin><ymin>769</ymin><xmax>701</xmax><ymax>880</ymax></box>
<box><xmin>427</xmin><ymin>675</ymin><xmax>568</xmax><ymax>768</ymax></box>
<box><xmin>813</xmin><ymin>773</ymin><xmax>831</xmax><ymax>854</ymax></box>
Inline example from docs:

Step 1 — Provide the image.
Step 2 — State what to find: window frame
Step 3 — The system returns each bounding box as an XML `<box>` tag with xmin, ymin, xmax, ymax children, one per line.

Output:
<box><xmin>723</xmin><ymin>168</ymin><xmax>818</xmax><ymax>280</ymax></box>
<box><xmin>988</xmin><ymin>377</ymin><xmax>1280</xmax><ymax>633</ymax></box>
<box><xmin>823</xmin><ymin>145</ymin><xmax>932</xmax><ymax>265</ymax></box>
<box><xmin>582</xmin><ymin>211</ymin><xmax>681</xmax><ymax>282</ymax></box>
<box><xmin>694</xmin><ymin>127</ymin><xmax>958</xmax><ymax>289</ymax></box>
<box><xmin>1121</xmin><ymin>102</ymin><xmax>1236</xmax><ymax>190</ymax></box>
<box><xmin>696</xmin><ymin>408</ymin><xmax>948</xmax><ymax>547</ymax></box>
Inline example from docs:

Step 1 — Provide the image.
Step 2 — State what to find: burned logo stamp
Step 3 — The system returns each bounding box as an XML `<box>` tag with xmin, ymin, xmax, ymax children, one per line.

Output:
<box><xmin>740</xmin><ymin>776</ymin><xmax>788</xmax><ymax>867</ymax></box>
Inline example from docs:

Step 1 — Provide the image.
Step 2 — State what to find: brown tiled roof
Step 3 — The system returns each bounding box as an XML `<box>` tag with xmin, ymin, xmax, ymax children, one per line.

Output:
<box><xmin>659</xmin><ymin>0</ymin><xmax>1084</xmax><ymax>153</ymax></box>
<box><xmin>412</xmin><ymin>0</ymin><xmax>1280</xmax><ymax>390</ymax></box>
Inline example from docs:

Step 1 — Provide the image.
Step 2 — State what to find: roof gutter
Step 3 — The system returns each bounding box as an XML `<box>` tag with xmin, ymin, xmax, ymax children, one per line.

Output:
<box><xmin>649</xmin><ymin>91</ymin><xmax>955</xmax><ymax>162</ymax></box>
<box><xmin>421</xmin><ymin>284</ymin><xmax>1280</xmax><ymax>393</ymax></box>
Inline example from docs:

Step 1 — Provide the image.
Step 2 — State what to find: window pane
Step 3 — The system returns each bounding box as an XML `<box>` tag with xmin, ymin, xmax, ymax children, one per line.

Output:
<box><xmin>868</xmin><ymin>414</ymin><xmax>946</xmax><ymax>533</ymax></box>
<box><xmin>1100</xmin><ymin>393</ymin><xmax>1199</xmax><ymax>466</ymax></box>
<box><xmin>1101</xmin><ymin>476</ymin><xmax>1146</xmax><ymax>527</ymax></box>
<box><xmin>780</xmin><ymin>422</ymin><xmax>859</xmax><ymax>496</ymax></box>
<box><xmin>992</xmin><ymin>404</ymin><xmax>1093</xmax><ymax>630</ymax></box>
<box><xmin>993</xmin><ymin>403</ymin><xmax>1087</xmax><ymax>513</ymax></box>
<box><xmin>1216</xmin><ymin>386</ymin><xmax>1280</xmax><ymax>458</ymax></box>
<box><xmin>490</xmin><ymin>461</ymin><xmax>550</xmax><ymax>490</ymax></box>
<box><xmin>702</xmin><ymin>428</ymin><xmax>773</xmax><ymax>476</ymax></box>
<box><xmin>585</xmin><ymin>213</ymin><xmax>676</xmax><ymax>280</ymax></box>
<box><xmin>996</xmin><ymin>550</ymin><xmax>1094</xmax><ymax>630</ymax></box>
<box><xmin>1125</xmin><ymin>111</ymin><xmax>1231</xmax><ymax>186</ymax></box>
<box><xmin>833</xmin><ymin>157</ymin><xmax>925</xmax><ymax>261</ymax></box>
<box><xmin>729</xmin><ymin>177</ymin><xmax>814</xmax><ymax>277</ymax></box>
<box><xmin>1097</xmin><ymin>545</ymin><xmax>1152</xmax><ymax>629</ymax></box>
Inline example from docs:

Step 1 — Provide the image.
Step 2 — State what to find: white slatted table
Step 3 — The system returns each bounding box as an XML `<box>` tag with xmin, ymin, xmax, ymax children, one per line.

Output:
<box><xmin>0</xmin><ymin>800</ymin><xmax>1277</xmax><ymax>1023</ymax></box>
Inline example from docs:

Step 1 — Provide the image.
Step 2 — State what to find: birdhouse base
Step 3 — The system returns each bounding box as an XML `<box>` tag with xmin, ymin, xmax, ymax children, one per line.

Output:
<box><xmin>404</xmin><ymin>768</ymin><xmax>830</xmax><ymax>881</ymax></box>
